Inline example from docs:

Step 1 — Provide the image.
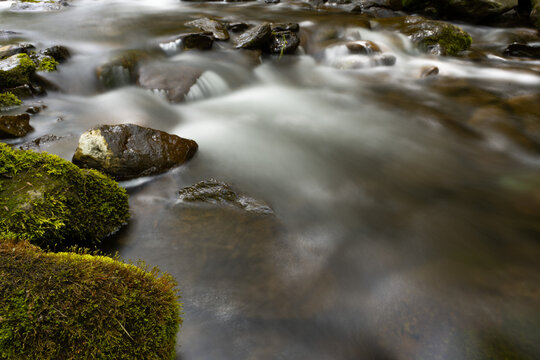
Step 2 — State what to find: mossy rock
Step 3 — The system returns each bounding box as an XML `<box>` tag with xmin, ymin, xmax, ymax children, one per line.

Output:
<box><xmin>0</xmin><ymin>240</ymin><xmax>181</xmax><ymax>360</ymax></box>
<box><xmin>0</xmin><ymin>143</ymin><xmax>129</xmax><ymax>248</ymax></box>
<box><xmin>0</xmin><ymin>92</ymin><xmax>22</xmax><ymax>109</ymax></box>
<box><xmin>376</xmin><ymin>16</ymin><xmax>472</xmax><ymax>56</ymax></box>
<box><xmin>0</xmin><ymin>54</ymin><xmax>36</xmax><ymax>89</ymax></box>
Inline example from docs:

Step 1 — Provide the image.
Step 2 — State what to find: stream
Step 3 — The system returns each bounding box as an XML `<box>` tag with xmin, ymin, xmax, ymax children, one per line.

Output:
<box><xmin>2</xmin><ymin>0</ymin><xmax>540</xmax><ymax>359</ymax></box>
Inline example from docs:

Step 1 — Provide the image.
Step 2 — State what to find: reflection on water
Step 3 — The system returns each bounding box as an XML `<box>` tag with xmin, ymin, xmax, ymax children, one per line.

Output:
<box><xmin>2</xmin><ymin>0</ymin><xmax>540</xmax><ymax>359</ymax></box>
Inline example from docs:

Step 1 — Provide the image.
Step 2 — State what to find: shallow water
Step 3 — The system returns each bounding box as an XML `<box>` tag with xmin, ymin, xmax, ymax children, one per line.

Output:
<box><xmin>2</xmin><ymin>0</ymin><xmax>540</xmax><ymax>359</ymax></box>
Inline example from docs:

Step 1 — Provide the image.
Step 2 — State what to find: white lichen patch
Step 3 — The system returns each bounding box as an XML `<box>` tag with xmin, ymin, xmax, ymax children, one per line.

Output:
<box><xmin>75</xmin><ymin>129</ymin><xmax>112</xmax><ymax>161</ymax></box>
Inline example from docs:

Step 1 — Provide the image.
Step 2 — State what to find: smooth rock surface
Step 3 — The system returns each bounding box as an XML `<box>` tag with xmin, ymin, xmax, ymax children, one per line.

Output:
<box><xmin>72</xmin><ymin>124</ymin><xmax>198</xmax><ymax>180</ymax></box>
<box><xmin>0</xmin><ymin>113</ymin><xmax>33</xmax><ymax>138</ymax></box>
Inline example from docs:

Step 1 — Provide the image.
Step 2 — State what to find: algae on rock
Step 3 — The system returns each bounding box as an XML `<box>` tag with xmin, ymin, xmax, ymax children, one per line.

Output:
<box><xmin>0</xmin><ymin>143</ymin><xmax>129</xmax><ymax>248</ymax></box>
<box><xmin>0</xmin><ymin>240</ymin><xmax>181</xmax><ymax>360</ymax></box>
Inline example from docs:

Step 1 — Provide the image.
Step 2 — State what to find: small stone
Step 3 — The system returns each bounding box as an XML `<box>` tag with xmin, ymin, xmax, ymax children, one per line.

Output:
<box><xmin>185</xmin><ymin>18</ymin><xmax>229</xmax><ymax>40</ymax></box>
<box><xmin>178</xmin><ymin>33</ymin><xmax>214</xmax><ymax>50</ymax></box>
<box><xmin>346</xmin><ymin>40</ymin><xmax>382</xmax><ymax>54</ymax></box>
<box><xmin>420</xmin><ymin>66</ymin><xmax>439</xmax><ymax>78</ymax></box>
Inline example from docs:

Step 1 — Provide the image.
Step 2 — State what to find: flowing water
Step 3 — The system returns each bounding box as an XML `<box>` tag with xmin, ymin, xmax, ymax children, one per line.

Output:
<box><xmin>2</xmin><ymin>1</ymin><xmax>540</xmax><ymax>359</ymax></box>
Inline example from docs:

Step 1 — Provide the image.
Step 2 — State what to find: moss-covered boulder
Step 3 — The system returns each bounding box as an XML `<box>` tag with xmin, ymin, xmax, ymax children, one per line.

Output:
<box><xmin>0</xmin><ymin>92</ymin><xmax>22</xmax><ymax>109</ymax></box>
<box><xmin>0</xmin><ymin>54</ymin><xmax>36</xmax><ymax>89</ymax></box>
<box><xmin>0</xmin><ymin>240</ymin><xmax>181</xmax><ymax>360</ymax></box>
<box><xmin>0</xmin><ymin>143</ymin><xmax>129</xmax><ymax>248</ymax></box>
<box><xmin>375</xmin><ymin>16</ymin><xmax>472</xmax><ymax>56</ymax></box>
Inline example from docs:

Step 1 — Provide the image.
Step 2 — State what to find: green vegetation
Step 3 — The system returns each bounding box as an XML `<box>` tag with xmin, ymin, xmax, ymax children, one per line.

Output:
<box><xmin>36</xmin><ymin>56</ymin><xmax>59</xmax><ymax>72</ymax></box>
<box><xmin>415</xmin><ymin>21</ymin><xmax>472</xmax><ymax>56</ymax></box>
<box><xmin>0</xmin><ymin>92</ymin><xmax>22</xmax><ymax>108</ymax></box>
<box><xmin>0</xmin><ymin>143</ymin><xmax>129</xmax><ymax>249</ymax></box>
<box><xmin>0</xmin><ymin>240</ymin><xmax>181</xmax><ymax>360</ymax></box>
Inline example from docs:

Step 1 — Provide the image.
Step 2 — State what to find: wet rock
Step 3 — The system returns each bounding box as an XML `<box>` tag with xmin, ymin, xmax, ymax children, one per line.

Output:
<box><xmin>0</xmin><ymin>91</ymin><xmax>21</xmax><ymax>109</ymax></box>
<box><xmin>265</xmin><ymin>30</ymin><xmax>300</xmax><ymax>55</ymax></box>
<box><xmin>0</xmin><ymin>53</ymin><xmax>36</xmax><ymax>89</ymax></box>
<box><xmin>402</xmin><ymin>0</ymin><xmax>518</xmax><ymax>22</ymax></box>
<box><xmin>18</xmin><ymin>134</ymin><xmax>63</xmax><ymax>151</ymax></box>
<box><xmin>374</xmin><ymin>16</ymin><xmax>472</xmax><ymax>56</ymax></box>
<box><xmin>10</xmin><ymin>0</ymin><xmax>69</xmax><ymax>12</ymax></box>
<box><xmin>42</xmin><ymin>45</ymin><xmax>71</xmax><ymax>63</ymax></box>
<box><xmin>503</xmin><ymin>43</ymin><xmax>540</xmax><ymax>59</ymax></box>
<box><xmin>72</xmin><ymin>124</ymin><xmax>198</xmax><ymax>180</ymax></box>
<box><xmin>177</xmin><ymin>179</ymin><xmax>274</xmax><ymax>215</ymax></box>
<box><xmin>272</xmin><ymin>23</ymin><xmax>300</xmax><ymax>32</ymax></box>
<box><xmin>0</xmin><ymin>113</ymin><xmax>33</xmax><ymax>138</ymax></box>
<box><xmin>265</xmin><ymin>0</ymin><xmax>280</xmax><ymax>3</ymax></box>
<box><xmin>185</xmin><ymin>18</ymin><xmax>229</xmax><ymax>41</ymax></box>
<box><xmin>137</xmin><ymin>62</ymin><xmax>203</xmax><ymax>103</ymax></box>
<box><xmin>419</xmin><ymin>65</ymin><xmax>439</xmax><ymax>78</ymax></box>
<box><xmin>226</xmin><ymin>22</ymin><xmax>250</xmax><ymax>33</ymax></box>
<box><xmin>0</xmin><ymin>43</ymin><xmax>35</xmax><ymax>60</ymax></box>
<box><xmin>2</xmin><ymin>84</ymin><xmax>34</xmax><ymax>99</ymax></box>
<box><xmin>379</xmin><ymin>53</ymin><xmax>397</xmax><ymax>65</ymax></box>
<box><xmin>235</xmin><ymin>23</ymin><xmax>273</xmax><ymax>50</ymax></box>
<box><xmin>346</xmin><ymin>40</ymin><xmax>382</xmax><ymax>54</ymax></box>
<box><xmin>96</xmin><ymin>50</ymin><xmax>150</xmax><ymax>90</ymax></box>
<box><xmin>25</xmin><ymin>103</ymin><xmax>47</xmax><ymax>115</ymax></box>
<box><xmin>178</xmin><ymin>33</ymin><xmax>214</xmax><ymax>50</ymax></box>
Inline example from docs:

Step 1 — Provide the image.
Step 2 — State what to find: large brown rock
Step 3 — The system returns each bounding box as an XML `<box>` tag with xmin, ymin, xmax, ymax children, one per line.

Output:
<box><xmin>0</xmin><ymin>113</ymin><xmax>33</xmax><ymax>138</ymax></box>
<box><xmin>72</xmin><ymin>124</ymin><xmax>198</xmax><ymax>180</ymax></box>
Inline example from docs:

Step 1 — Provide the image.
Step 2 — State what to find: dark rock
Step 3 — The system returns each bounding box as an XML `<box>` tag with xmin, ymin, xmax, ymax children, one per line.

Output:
<box><xmin>346</xmin><ymin>40</ymin><xmax>382</xmax><ymax>54</ymax></box>
<box><xmin>0</xmin><ymin>113</ymin><xmax>33</xmax><ymax>138</ymax></box>
<box><xmin>137</xmin><ymin>62</ymin><xmax>203</xmax><ymax>103</ymax></box>
<box><xmin>378</xmin><ymin>54</ymin><xmax>397</xmax><ymax>66</ymax></box>
<box><xmin>18</xmin><ymin>134</ymin><xmax>63</xmax><ymax>151</ymax></box>
<box><xmin>96</xmin><ymin>50</ymin><xmax>150</xmax><ymax>90</ymax></box>
<box><xmin>178</xmin><ymin>33</ymin><xmax>214</xmax><ymax>50</ymax></box>
<box><xmin>402</xmin><ymin>0</ymin><xmax>518</xmax><ymax>21</ymax></box>
<box><xmin>265</xmin><ymin>0</ymin><xmax>280</xmax><ymax>3</ymax></box>
<box><xmin>265</xmin><ymin>31</ymin><xmax>300</xmax><ymax>55</ymax></box>
<box><xmin>532</xmin><ymin>0</ymin><xmax>540</xmax><ymax>29</ymax></box>
<box><xmin>272</xmin><ymin>23</ymin><xmax>300</xmax><ymax>32</ymax></box>
<box><xmin>177</xmin><ymin>179</ymin><xmax>274</xmax><ymax>214</ymax></box>
<box><xmin>42</xmin><ymin>45</ymin><xmax>71</xmax><ymax>63</ymax></box>
<box><xmin>374</xmin><ymin>16</ymin><xmax>472</xmax><ymax>56</ymax></box>
<box><xmin>72</xmin><ymin>124</ymin><xmax>198</xmax><ymax>180</ymax></box>
<box><xmin>419</xmin><ymin>65</ymin><xmax>439</xmax><ymax>77</ymax></box>
<box><xmin>226</xmin><ymin>22</ymin><xmax>250</xmax><ymax>33</ymax></box>
<box><xmin>0</xmin><ymin>43</ymin><xmax>35</xmax><ymax>60</ymax></box>
<box><xmin>235</xmin><ymin>23</ymin><xmax>273</xmax><ymax>50</ymax></box>
<box><xmin>25</xmin><ymin>104</ymin><xmax>47</xmax><ymax>115</ymax></box>
<box><xmin>362</xmin><ymin>6</ymin><xmax>406</xmax><ymax>18</ymax></box>
<box><xmin>10</xmin><ymin>0</ymin><xmax>69</xmax><ymax>12</ymax></box>
<box><xmin>503</xmin><ymin>43</ymin><xmax>540</xmax><ymax>59</ymax></box>
<box><xmin>185</xmin><ymin>18</ymin><xmax>229</xmax><ymax>40</ymax></box>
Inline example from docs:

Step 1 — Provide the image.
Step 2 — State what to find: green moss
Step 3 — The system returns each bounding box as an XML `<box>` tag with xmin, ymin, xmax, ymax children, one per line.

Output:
<box><xmin>0</xmin><ymin>143</ymin><xmax>129</xmax><ymax>249</ymax></box>
<box><xmin>37</xmin><ymin>56</ymin><xmax>59</xmax><ymax>72</ymax></box>
<box><xmin>0</xmin><ymin>241</ymin><xmax>181</xmax><ymax>360</ymax></box>
<box><xmin>0</xmin><ymin>92</ymin><xmax>22</xmax><ymax>108</ymax></box>
<box><xmin>418</xmin><ymin>23</ymin><xmax>472</xmax><ymax>56</ymax></box>
<box><xmin>0</xmin><ymin>54</ymin><xmax>36</xmax><ymax>89</ymax></box>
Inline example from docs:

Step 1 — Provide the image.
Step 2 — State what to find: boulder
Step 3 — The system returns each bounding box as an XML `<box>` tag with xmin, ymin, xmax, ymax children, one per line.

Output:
<box><xmin>185</xmin><ymin>17</ymin><xmax>229</xmax><ymax>40</ymax></box>
<box><xmin>0</xmin><ymin>241</ymin><xmax>180</xmax><ymax>359</ymax></box>
<box><xmin>235</xmin><ymin>23</ymin><xmax>273</xmax><ymax>49</ymax></box>
<box><xmin>374</xmin><ymin>16</ymin><xmax>472</xmax><ymax>56</ymax></box>
<box><xmin>137</xmin><ymin>61</ymin><xmax>203</xmax><ymax>102</ymax></box>
<box><xmin>72</xmin><ymin>124</ymin><xmax>198</xmax><ymax>180</ymax></box>
<box><xmin>0</xmin><ymin>143</ymin><xmax>129</xmax><ymax>248</ymax></box>
<box><xmin>176</xmin><ymin>33</ymin><xmax>214</xmax><ymax>50</ymax></box>
<box><xmin>0</xmin><ymin>43</ymin><xmax>35</xmax><ymax>60</ymax></box>
<box><xmin>177</xmin><ymin>179</ymin><xmax>274</xmax><ymax>215</ymax></box>
<box><xmin>0</xmin><ymin>53</ymin><xmax>36</xmax><ymax>88</ymax></box>
<box><xmin>42</xmin><ymin>45</ymin><xmax>71</xmax><ymax>63</ymax></box>
<box><xmin>0</xmin><ymin>113</ymin><xmax>33</xmax><ymax>138</ymax></box>
<box><xmin>265</xmin><ymin>30</ymin><xmax>301</xmax><ymax>55</ymax></box>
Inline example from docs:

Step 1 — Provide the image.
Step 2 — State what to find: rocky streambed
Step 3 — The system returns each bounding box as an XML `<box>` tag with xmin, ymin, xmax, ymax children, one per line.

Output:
<box><xmin>1</xmin><ymin>0</ymin><xmax>540</xmax><ymax>359</ymax></box>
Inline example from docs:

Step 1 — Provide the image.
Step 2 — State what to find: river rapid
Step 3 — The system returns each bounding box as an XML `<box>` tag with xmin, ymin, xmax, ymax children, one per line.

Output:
<box><xmin>2</xmin><ymin>0</ymin><xmax>540</xmax><ymax>359</ymax></box>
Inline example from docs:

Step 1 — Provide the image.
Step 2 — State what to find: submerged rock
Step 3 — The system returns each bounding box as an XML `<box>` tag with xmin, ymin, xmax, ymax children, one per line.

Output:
<box><xmin>72</xmin><ymin>124</ymin><xmax>198</xmax><ymax>180</ymax></box>
<box><xmin>18</xmin><ymin>134</ymin><xmax>64</xmax><ymax>151</ymax></box>
<box><xmin>0</xmin><ymin>113</ymin><xmax>33</xmax><ymax>138</ymax></box>
<box><xmin>503</xmin><ymin>43</ymin><xmax>540</xmax><ymax>59</ymax></box>
<box><xmin>185</xmin><ymin>17</ymin><xmax>230</xmax><ymax>40</ymax></box>
<box><xmin>96</xmin><ymin>50</ymin><xmax>150</xmax><ymax>90</ymax></box>
<box><xmin>346</xmin><ymin>40</ymin><xmax>382</xmax><ymax>54</ymax></box>
<box><xmin>0</xmin><ymin>241</ymin><xmax>180</xmax><ymax>359</ymax></box>
<box><xmin>235</xmin><ymin>23</ymin><xmax>273</xmax><ymax>49</ymax></box>
<box><xmin>137</xmin><ymin>62</ymin><xmax>203</xmax><ymax>102</ymax></box>
<box><xmin>178</xmin><ymin>179</ymin><xmax>274</xmax><ymax>215</ymax></box>
<box><xmin>0</xmin><ymin>143</ymin><xmax>129</xmax><ymax>248</ymax></box>
<box><xmin>374</xmin><ymin>16</ymin><xmax>472</xmax><ymax>56</ymax></box>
